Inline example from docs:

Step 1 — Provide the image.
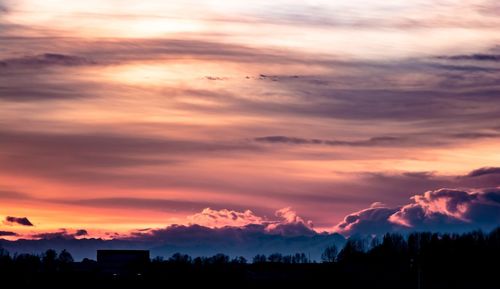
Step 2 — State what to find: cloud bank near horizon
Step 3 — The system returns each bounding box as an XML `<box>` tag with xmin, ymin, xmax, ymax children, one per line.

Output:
<box><xmin>1</xmin><ymin>186</ymin><xmax>499</xmax><ymax>260</ymax></box>
<box><xmin>4</xmin><ymin>185</ymin><xmax>499</xmax><ymax>243</ymax></box>
<box><xmin>335</xmin><ymin>187</ymin><xmax>500</xmax><ymax>236</ymax></box>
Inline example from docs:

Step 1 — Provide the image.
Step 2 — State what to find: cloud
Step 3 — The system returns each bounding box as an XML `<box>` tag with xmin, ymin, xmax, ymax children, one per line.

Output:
<box><xmin>0</xmin><ymin>0</ymin><xmax>8</xmax><ymax>13</ymax></box>
<box><xmin>335</xmin><ymin>187</ymin><xmax>500</xmax><ymax>236</ymax></box>
<box><xmin>4</xmin><ymin>216</ymin><xmax>33</xmax><ymax>226</ymax></box>
<box><xmin>1</xmin><ymin>221</ymin><xmax>345</xmax><ymax>261</ymax></box>
<box><xmin>0</xmin><ymin>53</ymin><xmax>95</xmax><ymax>68</ymax></box>
<box><xmin>31</xmin><ymin>229</ymin><xmax>90</xmax><ymax>240</ymax></box>
<box><xmin>254</xmin><ymin>135</ymin><xmax>405</xmax><ymax>147</ymax></box>
<box><xmin>187</xmin><ymin>208</ymin><xmax>263</xmax><ymax>228</ymax></box>
<box><xmin>122</xmin><ymin>208</ymin><xmax>340</xmax><ymax>260</ymax></box>
<box><xmin>31</xmin><ymin>231</ymin><xmax>71</xmax><ymax>240</ymax></box>
<box><xmin>0</xmin><ymin>231</ymin><xmax>17</xmax><ymax>237</ymax></box>
<box><xmin>55</xmin><ymin>197</ymin><xmax>258</xmax><ymax>215</ymax></box>
<box><xmin>185</xmin><ymin>207</ymin><xmax>315</xmax><ymax>237</ymax></box>
<box><xmin>452</xmin><ymin>132</ymin><xmax>500</xmax><ymax>139</ymax></box>
<box><xmin>266</xmin><ymin>207</ymin><xmax>315</xmax><ymax>237</ymax></box>
<box><xmin>439</xmin><ymin>54</ymin><xmax>500</xmax><ymax>62</ymax></box>
<box><xmin>334</xmin><ymin>206</ymin><xmax>400</xmax><ymax>236</ymax></box>
<box><xmin>465</xmin><ymin>167</ymin><xmax>500</xmax><ymax>178</ymax></box>
<box><xmin>0</xmin><ymin>190</ymin><xmax>31</xmax><ymax>200</ymax></box>
<box><xmin>74</xmin><ymin>229</ymin><xmax>88</xmax><ymax>236</ymax></box>
<box><xmin>0</xmin><ymin>129</ymin><xmax>259</xmax><ymax>187</ymax></box>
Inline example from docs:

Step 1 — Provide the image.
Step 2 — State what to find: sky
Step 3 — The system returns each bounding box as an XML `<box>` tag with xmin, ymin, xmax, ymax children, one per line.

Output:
<box><xmin>0</xmin><ymin>0</ymin><xmax>500</xmax><ymax>241</ymax></box>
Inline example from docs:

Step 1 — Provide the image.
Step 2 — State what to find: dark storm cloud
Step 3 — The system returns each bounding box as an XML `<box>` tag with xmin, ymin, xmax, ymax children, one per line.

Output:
<box><xmin>5</xmin><ymin>216</ymin><xmax>33</xmax><ymax>227</ymax></box>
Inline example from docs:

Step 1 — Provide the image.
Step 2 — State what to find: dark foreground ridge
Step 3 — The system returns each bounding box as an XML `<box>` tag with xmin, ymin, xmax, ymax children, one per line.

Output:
<box><xmin>1</xmin><ymin>228</ymin><xmax>499</xmax><ymax>289</ymax></box>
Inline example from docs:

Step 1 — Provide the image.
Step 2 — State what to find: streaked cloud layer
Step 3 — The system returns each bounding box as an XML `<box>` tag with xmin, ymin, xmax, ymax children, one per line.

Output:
<box><xmin>0</xmin><ymin>0</ymin><xmax>499</xmax><ymax>239</ymax></box>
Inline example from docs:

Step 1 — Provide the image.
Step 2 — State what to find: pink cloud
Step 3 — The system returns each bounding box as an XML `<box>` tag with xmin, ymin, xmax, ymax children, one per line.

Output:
<box><xmin>265</xmin><ymin>207</ymin><xmax>314</xmax><ymax>236</ymax></box>
<box><xmin>335</xmin><ymin>187</ymin><xmax>500</xmax><ymax>236</ymax></box>
<box><xmin>187</xmin><ymin>208</ymin><xmax>264</xmax><ymax>228</ymax></box>
<box><xmin>186</xmin><ymin>207</ymin><xmax>314</xmax><ymax>236</ymax></box>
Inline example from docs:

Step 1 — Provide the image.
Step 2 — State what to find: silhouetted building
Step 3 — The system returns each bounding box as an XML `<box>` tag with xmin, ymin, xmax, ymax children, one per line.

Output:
<box><xmin>97</xmin><ymin>250</ymin><xmax>149</xmax><ymax>276</ymax></box>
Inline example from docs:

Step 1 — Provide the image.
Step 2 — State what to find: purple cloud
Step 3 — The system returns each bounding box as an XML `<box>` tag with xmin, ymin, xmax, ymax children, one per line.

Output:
<box><xmin>0</xmin><ymin>231</ymin><xmax>18</xmax><ymax>237</ymax></box>
<box><xmin>465</xmin><ymin>167</ymin><xmax>500</xmax><ymax>178</ymax></box>
<box><xmin>74</xmin><ymin>229</ymin><xmax>88</xmax><ymax>236</ymax></box>
<box><xmin>0</xmin><ymin>53</ymin><xmax>95</xmax><ymax>68</ymax></box>
<box><xmin>5</xmin><ymin>216</ymin><xmax>33</xmax><ymax>226</ymax></box>
<box><xmin>335</xmin><ymin>187</ymin><xmax>500</xmax><ymax>236</ymax></box>
<box><xmin>31</xmin><ymin>229</ymin><xmax>90</xmax><ymax>240</ymax></box>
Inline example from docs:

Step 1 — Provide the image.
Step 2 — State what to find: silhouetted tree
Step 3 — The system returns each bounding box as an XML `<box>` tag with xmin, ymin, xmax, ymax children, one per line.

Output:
<box><xmin>321</xmin><ymin>244</ymin><xmax>338</xmax><ymax>263</ymax></box>
<box><xmin>58</xmin><ymin>249</ymin><xmax>74</xmax><ymax>264</ymax></box>
<box><xmin>267</xmin><ymin>253</ymin><xmax>283</xmax><ymax>263</ymax></box>
<box><xmin>292</xmin><ymin>253</ymin><xmax>308</xmax><ymax>264</ymax></box>
<box><xmin>168</xmin><ymin>253</ymin><xmax>191</xmax><ymax>264</ymax></box>
<box><xmin>231</xmin><ymin>256</ymin><xmax>247</xmax><ymax>264</ymax></box>
<box><xmin>337</xmin><ymin>239</ymin><xmax>364</xmax><ymax>263</ymax></box>
<box><xmin>252</xmin><ymin>254</ymin><xmax>267</xmax><ymax>263</ymax></box>
<box><xmin>1</xmin><ymin>227</ymin><xmax>500</xmax><ymax>288</ymax></box>
<box><xmin>42</xmin><ymin>249</ymin><xmax>57</xmax><ymax>272</ymax></box>
<box><xmin>206</xmin><ymin>253</ymin><xmax>229</xmax><ymax>265</ymax></box>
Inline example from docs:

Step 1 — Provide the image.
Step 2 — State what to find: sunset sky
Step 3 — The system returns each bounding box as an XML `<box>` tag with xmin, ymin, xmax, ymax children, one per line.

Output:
<box><xmin>1</xmin><ymin>0</ymin><xmax>500</xmax><ymax>240</ymax></box>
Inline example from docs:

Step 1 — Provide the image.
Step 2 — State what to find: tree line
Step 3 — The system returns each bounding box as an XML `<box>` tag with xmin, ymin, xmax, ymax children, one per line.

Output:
<box><xmin>1</xmin><ymin>228</ymin><xmax>499</xmax><ymax>288</ymax></box>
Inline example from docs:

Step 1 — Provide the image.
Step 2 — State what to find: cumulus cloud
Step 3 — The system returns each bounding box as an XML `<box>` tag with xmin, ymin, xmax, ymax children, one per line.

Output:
<box><xmin>335</xmin><ymin>187</ymin><xmax>500</xmax><ymax>236</ymax></box>
<box><xmin>188</xmin><ymin>208</ymin><xmax>264</xmax><ymax>228</ymax></box>
<box><xmin>120</xmin><ymin>208</ymin><xmax>338</xmax><ymax>261</ymax></box>
<box><xmin>186</xmin><ymin>207</ymin><xmax>314</xmax><ymax>236</ymax></box>
<box><xmin>334</xmin><ymin>207</ymin><xmax>400</xmax><ymax>236</ymax></box>
<box><xmin>4</xmin><ymin>216</ymin><xmax>33</xmax><ymax>226</ymax></box>
<box><xmin>266</xmin><ymin>207</ymin><xmax>315</xmax><ymax>237</ymax></box>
